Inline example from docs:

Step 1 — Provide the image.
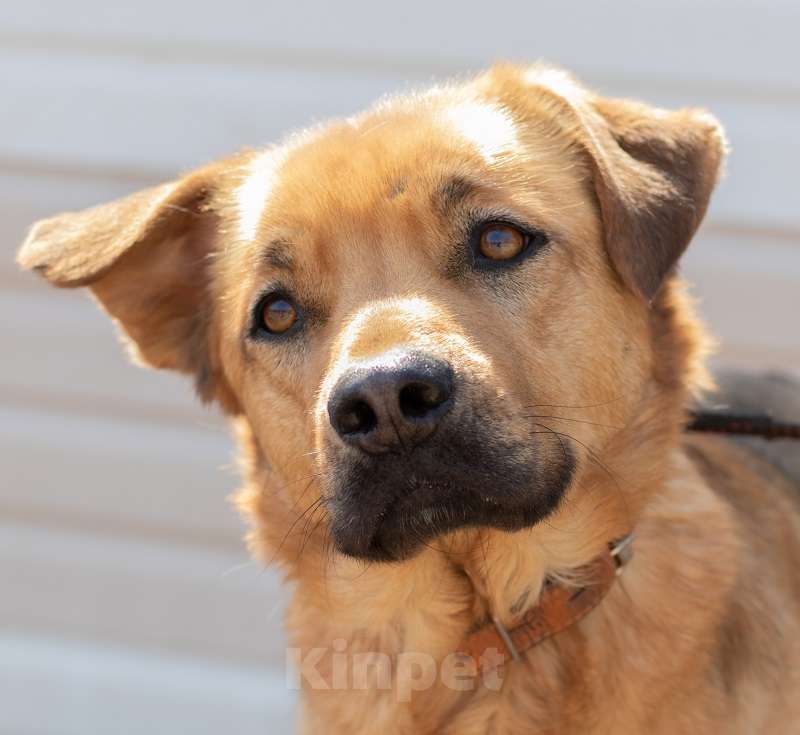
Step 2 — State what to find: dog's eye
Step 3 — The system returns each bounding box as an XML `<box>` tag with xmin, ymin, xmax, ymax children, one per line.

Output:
<box><xmin>478</xmin><ymin>224</ymin><xmax>527</xmax><ymax>261</ymax></box>
<box><xmin>260</xmin><ymin>295</ymin><xmax>298</xmax><ymax>334</ymax></box>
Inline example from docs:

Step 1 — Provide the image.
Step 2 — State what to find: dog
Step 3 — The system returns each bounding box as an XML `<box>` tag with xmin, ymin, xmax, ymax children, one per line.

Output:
<box><xmin>17</xmin><ymin>64</ymin><xmax>800</xmax><ymax>733</ymax></box>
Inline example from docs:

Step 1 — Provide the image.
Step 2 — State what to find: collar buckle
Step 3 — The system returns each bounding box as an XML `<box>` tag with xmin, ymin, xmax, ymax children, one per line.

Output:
<box><xmin>491</xmin><ymin>615</ymin><xmax>522</xmax><ymax>662</ymax></box>
<box><xmin>609</xmin><ymin>533</ymin><xmax>635</xmax><ymax>575</ymax></box>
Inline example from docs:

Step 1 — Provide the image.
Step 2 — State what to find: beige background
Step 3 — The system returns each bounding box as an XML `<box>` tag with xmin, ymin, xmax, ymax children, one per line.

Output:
<box><xmin>1</xmin><ymin>1</ymin><xmax>798</xmax><ymax>733</ymax></box>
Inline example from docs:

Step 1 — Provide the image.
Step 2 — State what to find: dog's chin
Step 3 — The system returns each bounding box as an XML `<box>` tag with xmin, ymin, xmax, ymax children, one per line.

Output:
<box><xmin>328</xmin><ymin>452</ymin><xmax>575</xmax><ymax>563</ymax></box>
<box><xmin>361</xmin><ymin>496</ymin><xmax>563</xmax><ymax>562</ymax></box>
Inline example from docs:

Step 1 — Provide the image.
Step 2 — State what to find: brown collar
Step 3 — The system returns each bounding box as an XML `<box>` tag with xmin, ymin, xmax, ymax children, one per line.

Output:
<box><xmin>459</xmin><ymin>535</ymin><xmax>634</xmax><ymax>667</ymax></box>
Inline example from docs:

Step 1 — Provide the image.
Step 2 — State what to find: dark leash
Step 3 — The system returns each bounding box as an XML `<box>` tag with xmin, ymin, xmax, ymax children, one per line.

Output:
<box><xmin>687</xmin><ymin>410</ymin><xmax>800</xmax><ymax>440</ymax></box>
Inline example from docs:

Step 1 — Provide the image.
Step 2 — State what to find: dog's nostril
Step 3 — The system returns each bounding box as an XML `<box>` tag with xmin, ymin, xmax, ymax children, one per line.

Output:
<box><xmin>399</xmin><ymin>381</ymin><xmax>450</xmax><ymax>419</ymax></box>
<box><xmin>336</xmin><ymin>399</ymin><xmax>377</xmax><ymax>435</ymax></box>
<box><xmin>328</xmin><ymin>353</ymin><xmax>455</xmax><ymax>452</ymax></box>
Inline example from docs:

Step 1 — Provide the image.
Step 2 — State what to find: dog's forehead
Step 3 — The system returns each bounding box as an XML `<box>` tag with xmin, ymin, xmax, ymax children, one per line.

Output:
<box><xmin>234</xmin><ymin>96</ymin><xmax>526</xmax><ymax>243</ymax></box>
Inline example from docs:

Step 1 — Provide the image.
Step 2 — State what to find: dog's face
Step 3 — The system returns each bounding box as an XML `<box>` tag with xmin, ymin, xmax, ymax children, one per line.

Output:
<box><xmin>224</xmin><ymin>100</ymin><xmax>598</xmax><ymax>561</ymax></box>
<box><xmin>18</xmin><ymin>65</ymin><xmax>724</xmax><ymax>563</ymax></box>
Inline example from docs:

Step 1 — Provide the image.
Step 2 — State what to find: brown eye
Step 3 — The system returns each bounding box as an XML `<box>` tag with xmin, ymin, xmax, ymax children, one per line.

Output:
<box><xmin>261</xmin><ymin>295</ymin><xmax>298</xmax><ymax>334</ymax></box>
<box><xmin>478</xmin><ymin>223</ymin><xmax>527</xmax><ymax>261</ymax></box>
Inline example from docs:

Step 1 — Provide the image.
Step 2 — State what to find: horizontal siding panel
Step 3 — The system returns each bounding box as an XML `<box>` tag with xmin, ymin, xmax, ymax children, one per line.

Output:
<box><xmin>0</xmin><ymin>404</ymin><xmax>241</xmax><ymax>546</ymax></box>
<box><xmin>707</xmin><ymin>344</ymin><xmax>800</xmax><ymax>380</ymax></box>
<box><xmin>0</xmin><ymin>0</ymin><xmax>798</xmax><ymax>92</ymax></box>
<box><xmin>0</xmin><ymin>286</ymin><xmax>216</xmax><ymax>418</ymax></box>
<box><xmin>683</xmin><ymin>230</ymin><xmax>800</xmax><ymax>376</ymax></box>
<box><xmin>0</xmin><ymin>50</ymin><xmax>407</xmax><ymax>179</ymax></box>
<box><xmin>0</xmin><ymin>52</ymin><xmax>798</xmax><ymax>231</ymax></box>
<box><xmin>0</xmin><ymin>520</ymin><xmax>289</xmax><ymax>668</ymax></box>
<box><xmin>0</xmin><ymin>633</ymin><xmax>294</xmax><ymax>735</ymax></box>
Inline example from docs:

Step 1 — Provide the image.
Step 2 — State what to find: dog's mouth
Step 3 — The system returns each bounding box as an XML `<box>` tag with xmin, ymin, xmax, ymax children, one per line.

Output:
<box><xmin>326</xmin><ymin>437</ymin><xmax>575</xmax><ymax>562</ymax></box>
<box><xmin>364</xmin><ymin>491</ymin><xmax>560</xmax><ymax>562</ymax></box>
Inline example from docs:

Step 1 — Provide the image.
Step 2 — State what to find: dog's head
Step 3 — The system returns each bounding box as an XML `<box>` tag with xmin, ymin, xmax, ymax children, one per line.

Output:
<box><xmin>18</xmin><ymin>65</ymin><xmax>724</xmax><ymax>563</ymax></box>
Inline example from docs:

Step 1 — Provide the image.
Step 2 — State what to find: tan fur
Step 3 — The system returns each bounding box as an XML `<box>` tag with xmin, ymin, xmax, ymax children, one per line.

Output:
<box><xmin>17</xmin><ymin>64</ymin><xmax>800</xmax><ymax>733</ymax></box>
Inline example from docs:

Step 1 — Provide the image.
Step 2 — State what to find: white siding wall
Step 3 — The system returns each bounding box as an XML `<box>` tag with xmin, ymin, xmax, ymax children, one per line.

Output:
<box><xmin>1</xmin><ymin>2</ymin><xmax>798</xmax><ymax>732</ymax></box>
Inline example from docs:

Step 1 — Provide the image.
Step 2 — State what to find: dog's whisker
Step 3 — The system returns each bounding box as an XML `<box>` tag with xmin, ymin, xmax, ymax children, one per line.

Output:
<box><xmin>524</xmin><ymin>397</ymin><xmax>625</xmax><ymax>411</ymax></box>
<box><xmin>271</xmin><ymin>447</ymin><xmax>323</xmax><ymax>476</ymax></box>
<box><xmin>260</xmin><ymin>468</ymin><xmax>322</xmax><ymax>499</ymax></box>
<box><xmin>220</xmin><ymin>559</ymin><xmax>258</xmax><ymax>578</ymax></box>
<box><xmin>297</xmin><ymin>507</ymin><xmax>329</xmax><ymax>562</ymax></box>
<box><xmin>531</xmin><ymin>423</ymin><xmax>634</xmax><ymax>533</ymax></box>
<box><xmin>287</xmin><ymin>471</ymin><xmax>325</xmax><ymax>511</ymax></box>
<box><xmin>269</xmin><ymin>491</ymin><xmax>327</xmax><ymax>565</ymax></box>
<box><xmin>524</xmin><ymin>414</ymin><xmax>626</xmax><ymax>431</ymax></box>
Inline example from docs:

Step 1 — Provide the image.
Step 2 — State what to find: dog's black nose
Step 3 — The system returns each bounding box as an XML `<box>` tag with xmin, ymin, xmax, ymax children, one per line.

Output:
<box><xmin>328</xmin><ymin>352</ymin><xmax>455</xmax><ymax>453</ymax></box>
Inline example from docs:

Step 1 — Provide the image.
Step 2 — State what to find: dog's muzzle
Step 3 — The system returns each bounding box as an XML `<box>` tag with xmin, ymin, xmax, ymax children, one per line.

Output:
<box><xmin>322</xmin><ymin>349</ymin><xmax>574</xmax><ymax>562</ymax></box>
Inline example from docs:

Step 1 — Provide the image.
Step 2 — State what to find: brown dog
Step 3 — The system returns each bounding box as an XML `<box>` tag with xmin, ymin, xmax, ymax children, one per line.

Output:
<box><xmin>17</xmin><ymin>64</ymin><xmax>800</xmax><ymax>733</ymax></box>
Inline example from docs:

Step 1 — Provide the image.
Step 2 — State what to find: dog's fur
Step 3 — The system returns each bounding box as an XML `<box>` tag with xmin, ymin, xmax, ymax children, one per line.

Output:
<box><xmin>17</xmin><ymin>64</ymin><xmax>800</xmax><ymax>733</ymax></box>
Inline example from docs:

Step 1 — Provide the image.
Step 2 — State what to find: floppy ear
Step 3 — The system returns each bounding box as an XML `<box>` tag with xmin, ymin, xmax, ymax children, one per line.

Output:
<box><xmin>494</xmin><ymin>65</ymin><xmax>727</xmax><ymax>302</ymax></box>
<box><xmin>17</xmin><ymin>160</ymin><xmax>239</xmax><ymax>410</ymax></box>
<box><xmin>582</xmin><ymin>95</ymin><xmax>726</xmax><ymax>301</ymax></box>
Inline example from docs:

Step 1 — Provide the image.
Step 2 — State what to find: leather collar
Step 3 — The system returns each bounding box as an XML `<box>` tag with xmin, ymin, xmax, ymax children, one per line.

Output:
<box><xmin>459</xmin><ymin>534</ymin><xmax>634</xmax><ymax>667</ymax></box>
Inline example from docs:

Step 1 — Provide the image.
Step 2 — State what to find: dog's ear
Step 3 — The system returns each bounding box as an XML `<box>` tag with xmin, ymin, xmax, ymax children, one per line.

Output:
<box><xmin>17</xmin><ymin>159</ymin><xmax>239</xmax><ymax>409</ymax></box>
<box><xmin>582</xmin><ymin>95</ymin><xmax>726</xmax><ymax>301</ymax></box>
<box><xmin>492</xmin><ymin>65</ymin><xmax>727</xmax><ymax>302</ymax></box>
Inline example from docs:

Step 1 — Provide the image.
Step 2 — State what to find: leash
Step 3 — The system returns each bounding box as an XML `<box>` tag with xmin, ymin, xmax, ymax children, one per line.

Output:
<box><xmin>687</xmin><ymin>409</ymin><xmax>800</xmax><ymax>440</ymax></box>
